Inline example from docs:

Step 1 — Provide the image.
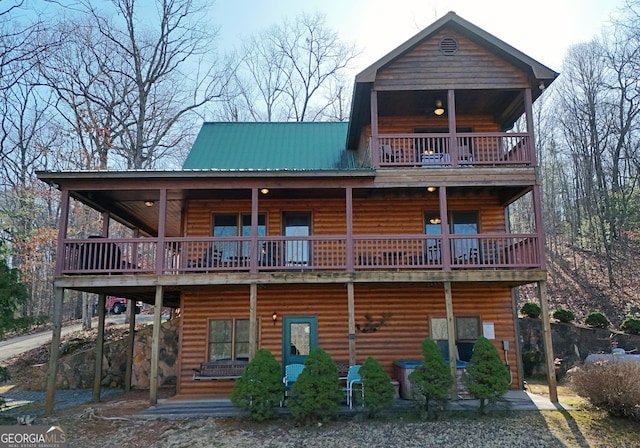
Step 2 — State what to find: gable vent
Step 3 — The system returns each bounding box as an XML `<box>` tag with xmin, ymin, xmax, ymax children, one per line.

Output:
<box><xmin>438</xmin><ymin>36</ymin><xmax>458</xmax><ymax>55</ymax></box>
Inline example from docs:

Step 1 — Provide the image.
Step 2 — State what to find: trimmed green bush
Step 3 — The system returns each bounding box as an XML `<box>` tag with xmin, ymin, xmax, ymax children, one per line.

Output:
<box><xmin>359</xmin><ymin>357</ymin><xmax>395</xmax><ymax>418</ymax></box>
<box><xmin>520</xmin><ymin>302</ymin><xmax>541</xmax><ymax>318</ymax></box>
<box><xmin>289</xmin><ymin>347</ymin><xmax>343</xmax><ymax>425</ymax></box>
<box><xmin>585</xmin><ymin>312</ymin><xmax>609</xmax><ymax>329</ymax></box>
<box><xmin>230</xmin><ymin>348</ymin><xmax>284</xmax><ymax>421</ymax></box>
<box><xmin>408</xmin><ymin>338</ymin><xmax>454</xmax><ymax>419</ymax></box>
<box><xmin>570</xmin><ymin>362</ymin><xmax>640</xmax><ymax>421</ymax></box>
<box><xmin>621</xmin><ymin>318</ymin><xmax>640</xmax><ymax>335</ymax></box>
<box><xmin>462</xmin><ymin>337</ymin><xmax>511</xmax><ymax>414</ymax></box>
<box><xmin>553</xmin><ymin>308</ymin><xmax>575</xmax><ymax>323</ymax></box>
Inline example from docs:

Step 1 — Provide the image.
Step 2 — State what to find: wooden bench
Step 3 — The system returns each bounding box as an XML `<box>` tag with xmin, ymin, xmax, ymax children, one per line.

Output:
<box><xmin>192</xmin><ymin>360</ymin><xmax>247</xmax><ymax>380</ymax></box>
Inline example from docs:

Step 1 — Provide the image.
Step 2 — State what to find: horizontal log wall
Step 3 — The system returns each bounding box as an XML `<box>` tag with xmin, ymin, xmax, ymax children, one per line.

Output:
<box><xmin>375</xmin><ymin>115</ymin><xmax>500</xmax><ymax>135</ymax></box>
<box><xmin>374</xmin><ymin>29</ymin><xmax>529</xmax><ymax>91</ymax></box>
<box><xmin>177</xmin><ymin>283</ymin><xmax>520</xmax><ymax>395</ymax></box>
<box><xmin>185</xmin><ymin>193</ymin><xmax>506</xmax><ymax>237</ymax></box>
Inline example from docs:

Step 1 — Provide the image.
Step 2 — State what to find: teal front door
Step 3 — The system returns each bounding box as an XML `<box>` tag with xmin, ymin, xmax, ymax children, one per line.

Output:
<box><xmin>282</xmin><ymin>316</ymin><xmax>318</xmax><ymax>367</ymax></box>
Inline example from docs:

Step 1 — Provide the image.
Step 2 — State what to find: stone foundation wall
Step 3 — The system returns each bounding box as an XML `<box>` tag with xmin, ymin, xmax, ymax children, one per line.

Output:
<box><xmin>27</xmin><ymin>318</ymin><xmax>179</xmax><ymax>390</ymax></box>
<box><xmin>519</xmin><ymin>317</ymin><xmax>640</xmax><ymax>377</ymax></box>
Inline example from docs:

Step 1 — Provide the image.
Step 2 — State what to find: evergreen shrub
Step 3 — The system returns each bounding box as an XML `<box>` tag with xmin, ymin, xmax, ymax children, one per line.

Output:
<box><xmin>289</xmin><ymin>347</ymin><xmax>343</xmax><ymax>425</ymax></box>
<box><xmin>462</xmin><ymin>337</ymin><xmax>511</xmax><ymax>414</ymax></box>
<box><xmin>359</xmin><ymin>356</ymin><xmax>395</xmax><ymax>418</ymax></box>
<box><xmin>553</xmin><ymin>308</ymin><xmax>575</xmax><ymax>323</ymax></box>
<box><xmin>230</xmin><ymin>348</ymin><xmax>284</xmax><ymax>421</ymax></box>
<box><xmin>621</xmin><ymin>317</ymin><xmax>640</xmax><ymax>335</ymax></box>
<box><xmin>520</xmin><ymin>302</ymin><xmax>541</xmax><ymax>318</ymax></box>
<box><xmin>408</xmin><ymin>338</ymin><xmax>453</xmax><ymax>419</ymax></box>
<box><xmin>585</xmin><ymin>312</ymin><xmax>609</xmax><ymax>329</ymax></box>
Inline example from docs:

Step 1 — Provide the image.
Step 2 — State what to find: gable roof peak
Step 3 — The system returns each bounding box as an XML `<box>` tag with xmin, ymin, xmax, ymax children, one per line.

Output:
<box><xmin>355</xmin><ymin>11</ymin><xmax>557</xmax><ymax>84</ymax></box>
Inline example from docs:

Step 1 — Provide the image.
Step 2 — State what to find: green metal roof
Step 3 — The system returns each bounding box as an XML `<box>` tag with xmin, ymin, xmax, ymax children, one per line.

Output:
<box><xmin>183</xmin><ymin>122</ymin><xmax>357</xmax><ymax>171</ymax></box>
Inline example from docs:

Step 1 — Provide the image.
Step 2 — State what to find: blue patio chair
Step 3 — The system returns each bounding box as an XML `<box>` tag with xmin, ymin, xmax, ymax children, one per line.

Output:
<box><xmin>344</xmin><ymin>365</ymin><xmax>363</xmax><ymax>409</ymax></box>
<box><xmin>281</xmin><ymin>363</ymin><xmax>305</xmax><ymax>406</ymax></box>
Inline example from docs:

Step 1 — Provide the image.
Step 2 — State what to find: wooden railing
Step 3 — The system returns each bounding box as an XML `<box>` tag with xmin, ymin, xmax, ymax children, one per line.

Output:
<box><xmin>373</xmin><ymin>132</ymin><xmax>532</xmax><ymax>167</ymax></box>
<box><xmin>58</xmin><ymin>234</ymin><xmax>541</xmax><ymax>275</ymax></box>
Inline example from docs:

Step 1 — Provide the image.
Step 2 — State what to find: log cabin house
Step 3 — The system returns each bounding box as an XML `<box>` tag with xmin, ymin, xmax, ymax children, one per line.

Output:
<box><xmin>38</xmin><ymin>11</ymin><xmax>559</xmax><ymax>412</ymax></box>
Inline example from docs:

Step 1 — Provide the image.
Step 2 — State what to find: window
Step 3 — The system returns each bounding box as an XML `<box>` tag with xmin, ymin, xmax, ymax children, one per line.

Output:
<box><xmin>424</xmin><ymin>211</ymin><xmax>478</xmax><ymax>261</ymax></box>
<box><xmin>283</xmin><ymin>212</ymin><xmax>311</xmax><ymax>266</ymax></box>
<box><xmin>430</xmin><ymin>315</ymin><xmax>481</xmax><ymax>362</ymax></box>
<box><xmin>455</xmin><ymin>316</ymin><xmax>481</xmax><ymax>341</ymax></box>
<box><xmin>430</xmin><ymin>316</ymin><xmax>481</xmax><ymax>341</ymax></box>
<box><xmin>208</xmin><ymin>318</ymin><xmax>251</xmax><ymax>361</ymax></box>
<box><xmin>213</xmin><ymin>213</ymin><xmax>266</xmax><ymax>259</ymax></box>
<box><xmin>423</xmin><ymin>211</ymin><xmax>479</xmax><ymax>234</ymax></box>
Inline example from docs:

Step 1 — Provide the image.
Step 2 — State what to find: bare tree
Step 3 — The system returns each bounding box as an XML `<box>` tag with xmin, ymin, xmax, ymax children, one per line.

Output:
<box><xmin>41</xmin><ymin>0</ymin><xmax>228</xmax><ymax>169</ymax></box>
<box><xmin>224</xmin><ymin>12</ymin><xmax>358</xmax><ymax>122</ymax></box>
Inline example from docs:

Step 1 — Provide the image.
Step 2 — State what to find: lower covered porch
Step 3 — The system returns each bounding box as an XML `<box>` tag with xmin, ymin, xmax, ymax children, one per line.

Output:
<box><xmin>176</xmin><ymin>279</ymin><xmax>548</xmax><ymax>399</ymax></box>
<box><xmin>44</xmin><ymin>272</ymin><xmax>558</xmax><ymax>414</ymax></box>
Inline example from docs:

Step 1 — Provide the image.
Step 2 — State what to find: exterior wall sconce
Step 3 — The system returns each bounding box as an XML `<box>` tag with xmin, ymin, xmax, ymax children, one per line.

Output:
<box><xmin>434</xmin><ymin>100</ymin><xmax>445</xmax><ymax>116</ymax></box>
<box><xmin>144</xmin><ymin>201</ymin><xmax>155</xmax><ymax>207</ymax></box>
<box><xmin>427</xmin><ymin>186</ymin><xmax>437</xmax><ymax>192</ymax></box>
<box><xmin>260</xmin><ymin>188</ymin><xmax>269</xmax><ymax>194</ymax></box>
<box><xmin>272</xmin><ymin>311</ymin><xmax>278</xmax><ymax>325</ymax></box>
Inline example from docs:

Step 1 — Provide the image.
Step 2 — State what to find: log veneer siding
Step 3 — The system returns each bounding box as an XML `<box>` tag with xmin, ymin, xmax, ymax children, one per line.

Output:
<box><xmin>177</xmin><ymin>283</ymin><xmax>519</xmax><ymax>395</ymax></box>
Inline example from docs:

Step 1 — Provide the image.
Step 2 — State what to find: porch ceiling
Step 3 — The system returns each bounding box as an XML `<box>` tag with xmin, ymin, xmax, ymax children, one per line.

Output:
<box><xmin>377</xmin><ymin>89</ymin><xmax>520</xmax><ymax>124</ymax></box>
<box><xmin>69</xmin><ymin>181</ymin><xmax>530</xmax><ymax>238</ymax></box>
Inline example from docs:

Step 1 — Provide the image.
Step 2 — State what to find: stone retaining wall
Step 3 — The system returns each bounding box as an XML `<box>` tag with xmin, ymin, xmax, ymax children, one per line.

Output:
<box><xmin>519</xmin><ymin>318</ymin><xmax>640</xmax><ymax>377</ymax></box>
<box><xmin>26</xmin><ymin>318</ymin><xmax>179</xmax><ymax>390</ymax></box>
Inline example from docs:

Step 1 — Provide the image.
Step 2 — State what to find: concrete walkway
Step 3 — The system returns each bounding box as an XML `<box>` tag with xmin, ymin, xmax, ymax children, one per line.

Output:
<box><xmin>136</xmin><ymin>390</ymin><xmax>571</xmax><ymax>419</ymax></box>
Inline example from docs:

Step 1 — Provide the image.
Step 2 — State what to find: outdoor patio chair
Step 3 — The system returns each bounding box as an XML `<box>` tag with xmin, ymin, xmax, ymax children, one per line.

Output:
<box><xmin>381</xmin><ymin>143</ymin><xmax>394</xmax><ymax>162</ymax></box>
<box><xmin>343</xmin><ymin>365</ymin><xmax>363</xmax><ymax>409</ymax></box>
<box><xmin>281</xmin><ymin>363</ymin><xmax>305</xmax><ymax>406</ymax></box>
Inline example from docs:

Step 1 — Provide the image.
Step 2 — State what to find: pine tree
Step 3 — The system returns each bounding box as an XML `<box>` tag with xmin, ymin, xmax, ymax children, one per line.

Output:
<box><xmin>462</xmin><ymin>337</ymin><xmax>511</xmax><ymax>414</ymax></box>
<box><xmin>289</xmin><ymin>347</ymin><xmax>343</xmax><ymax>424</ymax></box>
<box><xmin>408</xmin><ymin>338</ymin><xmax>453</xmax><ymax>418</ymax></box>
<box><xmin>359</xmin><ymin>356</ymin><xmax>395</xmax><ymax>418</ymax></box>
<box><xmin>0</xmin><ymin>259</ymin><xmax>28</xmax><ymax>338</ymax></box>
<box><xmin>230</xmin><ymin>349</ymin><xmax>284</xmax><ymax>421</ymax></box>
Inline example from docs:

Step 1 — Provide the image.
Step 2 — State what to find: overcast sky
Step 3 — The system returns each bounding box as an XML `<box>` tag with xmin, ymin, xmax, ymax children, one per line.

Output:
<box><xmin>212</xmin><ymin>0</ymin><xmax>625</xmax><ymax>75</ymax></box>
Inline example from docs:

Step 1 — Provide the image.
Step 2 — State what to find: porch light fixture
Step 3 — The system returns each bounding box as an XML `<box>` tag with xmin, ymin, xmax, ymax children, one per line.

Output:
<box><xmin>260</xmin><ymin>188</ymin><xmax>270</xmax><ymax>195</ymax></box>
<box><xmin>144</xmin><ymin>201</ymin><xmax>154</xmax><ymax>207</ymax></box>
<box><xmin>272</xmin><ymin>311</ymin><xmax>278</xmax><ymax>325</ymax></box>
<box><xmin>427</xmin><ymin>186</ymin><xmax>437</xmax><ymax>192</ymax></box>
<box><xmin>430</xmin><ymin>217</ymin><xmax>442</xmax><ymax>225</ymax></box>
<box><xmin>434</xmin><ymin>100</ymin><xmax>445</xmax><ymax>116</ymax></box>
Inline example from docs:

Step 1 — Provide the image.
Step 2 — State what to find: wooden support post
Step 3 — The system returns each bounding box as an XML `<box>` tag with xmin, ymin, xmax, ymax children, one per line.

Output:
<box><xmin>371</xmin><ymin>90</ymin><xmax>379</xmax><ymax>167</ymax></box>
<box><xmin>448</xmin><ymin>89</ymin><xmax>458</xmax><ymax>167</ymax></box>
<box><xmin>92</xmin><ymin>294</ymin><xmax>106</xmax><ymax>402</ymax></box>
<box><xmin>440</xmin><ymin>187</ymin><xmax>451</xmax><ymax>271</ymax></box>
<box><xmin>250</xmin><ymin>189</ymin><xmax>259</xmax><ymax>273</ymax></box>
<box><xmin>124</xmin><ymin>298</ymin><xmax>136</xmax><ymax>391</ymax></box>
<box><xmin>347</xmin><ymin>282</ymin><xmax>356</xmax><ymax>365</ymax></box>
<box><xmin>538</xmin><ymin>280</ymin><xmax>558</xmax><ymax>403</ymax></box>
<box><xmin>345</xmin><ymin>188</ymin><xmax>354</xmax><ymax>272</ymax></box>
<box><xmin>444</xmin><ymin>281</ymin><xmax>457</xmax><ymax>397</ymax></box>
<box><xmin>149</xmin><ymin>285</ymin><xmax>163</xmax><ymax>405</ymax></box>
<box><xmin>249</xmin><ymin>283</ymin><xmax>258</xmax><ymax>360</ymax></box>
<box><xmin>45</xmin><ymin>287</ymin><xmax>64</xmax><ymax>415</ymax></box>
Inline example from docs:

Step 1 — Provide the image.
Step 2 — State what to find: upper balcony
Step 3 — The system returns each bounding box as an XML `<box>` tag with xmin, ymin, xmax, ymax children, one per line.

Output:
<box><xmin>57</xmin><ymin>233</ymin><xmax>542</xmax><ymax>276</ymax></box>
<box><xmin>373</xmin><ymin>132</ymin><xmax>531</xmax><ymax>168</ymax></box>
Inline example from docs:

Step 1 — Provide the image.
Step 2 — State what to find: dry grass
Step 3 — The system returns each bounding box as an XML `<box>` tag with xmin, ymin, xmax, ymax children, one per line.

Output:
<box><xmin>527</xmin><ymin>378</ymin><xmax>640</xmax><ymax>447</ymax></box>
<box><xmin>16</xmin><ymin>381</ymin><xmax>637</xmax><ymax>447</ymax></box>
